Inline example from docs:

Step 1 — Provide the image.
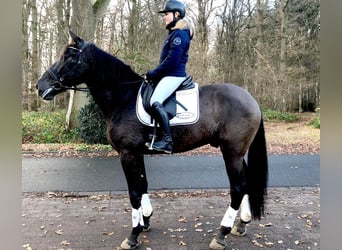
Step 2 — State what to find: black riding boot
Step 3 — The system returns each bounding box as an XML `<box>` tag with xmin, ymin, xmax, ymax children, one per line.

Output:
<box><xmin>149</xmin><ymin>102</ymin><xmax>173</xmax><ymax>154</ymax></box>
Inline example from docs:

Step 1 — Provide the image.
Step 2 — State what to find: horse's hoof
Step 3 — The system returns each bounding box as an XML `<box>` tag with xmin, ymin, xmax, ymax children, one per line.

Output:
<box><xmin>120</xmin><ymin>238</ymin><xmax>139</xmax><ymax>249</ymax></box>
<box><xmin>230</xmin><ymin>225</ymin><xmax>247</xmax><ymax>237</ymax></box>
<box><xmin>143</xmin><ymin>213</ymin><xmax>152</xmax><ymax>232</ymax></box>
<box><xmin>209</xmin><ymin>238</ymin><xmax>226</xmax><ymax>250</ymax></box>
<box><xmin>143</xmin><ymin>224</ymin><xmax>151</xmax><ymax>232</ymax></box>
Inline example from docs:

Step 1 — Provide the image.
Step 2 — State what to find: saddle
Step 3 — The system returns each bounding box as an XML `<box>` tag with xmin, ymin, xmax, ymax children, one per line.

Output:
<box><xmin>136</xmin><ymin>75</ymin><xmax>199</xmax><ymax>127</ymax></box>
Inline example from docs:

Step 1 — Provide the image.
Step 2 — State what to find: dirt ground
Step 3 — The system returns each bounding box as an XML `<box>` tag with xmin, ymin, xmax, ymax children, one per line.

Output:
<box><xmin>22</xmin><ymin>113</ymin><xmax>320</xmax><ymax>158</ymax></box>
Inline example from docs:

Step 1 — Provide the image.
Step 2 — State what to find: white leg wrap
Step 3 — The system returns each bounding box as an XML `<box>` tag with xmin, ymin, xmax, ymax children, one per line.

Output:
<box><xmin>220</xmin><ymin>206</ymin><xmax>238</xmax><ymax>228</ymax></box>
<box><xmin>141</xmin><ymin>194</ymin><xmax>153</xmax><ymax>217</ymax></box>
<box><xmin>240</xmin><ymin>194</ymin><xmax>251</xmax><ymax>222</ymax></box>
<box><xmin>132</xmin><ymin>207</ymin><xmax>144</xmax><ymax>227</ymax></box>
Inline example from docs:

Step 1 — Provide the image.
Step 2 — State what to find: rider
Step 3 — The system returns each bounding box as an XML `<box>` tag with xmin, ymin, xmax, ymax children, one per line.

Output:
<box><xmin>145</xmin><ymin>0</ymin><xmax>193</xmax><ymax>154</ymax></box>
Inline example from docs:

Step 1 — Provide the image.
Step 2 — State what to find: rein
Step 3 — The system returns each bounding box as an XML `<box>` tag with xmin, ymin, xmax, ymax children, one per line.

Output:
<box><xmin>47</xmin><ymin>68</ymin><xmax>90</xmax><ymax>92</ymax></box>
<box><xmin>48</xmin><ymin>67</ymin><xmax>142</xmax><ymax>92</ymax></box>
<box><xmin>63</xmin><ymin>79</ymin><xmax>144</xmax><ymax>93</ymax></box>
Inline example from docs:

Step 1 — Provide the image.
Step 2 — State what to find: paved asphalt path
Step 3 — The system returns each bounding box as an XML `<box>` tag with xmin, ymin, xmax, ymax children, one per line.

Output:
<box><xmin>22</xmin><ymin>154</ymin><xmax>319</xmax><ymax>192</ymax></box>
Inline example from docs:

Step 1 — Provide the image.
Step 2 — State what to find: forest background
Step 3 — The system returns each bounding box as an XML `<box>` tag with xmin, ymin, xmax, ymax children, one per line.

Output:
<box><xmin>22</xmin><ymin>0</ymin><xmax>320</xmax><ymax>133</ymax></box>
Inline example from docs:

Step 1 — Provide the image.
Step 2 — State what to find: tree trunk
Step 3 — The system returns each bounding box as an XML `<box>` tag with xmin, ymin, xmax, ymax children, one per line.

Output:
<box><xmin>65</xmin><ymin>0</ymin><xmax>111</xmax><ymax>130</ymax></box>
<box><xmin>298</xmin><ymin>80</ymin><xmax>303</xmax><ymax>113</ymax></box>
<box><xmin>193</xmin><ymin>0</ymin><xmax>213</xmax><ymax>83</ymax></box>
<box><xmin>30</xmin><ymin>0</ymin><xmax>39</xmax><ymax>111</ymax></box>
<box><xmin>22</xmin><ymin>0</ymin><xmax>30</xmax><ymax>110</ymax></box>
<box><xmin>254</xmin><ymin>0</ymin><xmax>264</xmax><ymax>100</ymax></box>
<box><xmin>279</xmin><ymin>0</ymin><xmax>289</xmax><ymax>111</ymax></box>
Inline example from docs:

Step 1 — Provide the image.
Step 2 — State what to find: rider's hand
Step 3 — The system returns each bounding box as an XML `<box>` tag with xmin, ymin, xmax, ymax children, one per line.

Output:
<box><xmin>145</xmin><ymin>71</ymin><xmax>155</xmax><ymax>81</ymax></box>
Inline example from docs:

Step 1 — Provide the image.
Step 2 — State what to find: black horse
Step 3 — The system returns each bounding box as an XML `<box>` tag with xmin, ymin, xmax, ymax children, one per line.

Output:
<box><xmin>37</xmin><ymin>31</ymin><xmax>268</xmax><ymax>250</ymax></box>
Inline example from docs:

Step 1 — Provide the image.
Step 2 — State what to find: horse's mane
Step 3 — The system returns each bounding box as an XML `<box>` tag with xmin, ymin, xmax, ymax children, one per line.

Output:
<box><xmin>81</xmin><ymin>43</ymin><xmax>144</xmax><ymax>113</ymax></box>
<box><xmin>58</xmin><ymin>40</ymin><xmax>142</xmax><ymax>86</ymax></box>
<box><xmin>90</xmin><ymin>44</ymin><xmax>143</xmax><ymax>85</ymax></box>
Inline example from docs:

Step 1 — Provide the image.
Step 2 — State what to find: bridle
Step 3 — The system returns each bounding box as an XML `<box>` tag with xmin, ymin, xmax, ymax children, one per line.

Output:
<box><xmin>47</xmin><ymin>42</ymin><xmax>90</xmax><ymax>92</ymax></box>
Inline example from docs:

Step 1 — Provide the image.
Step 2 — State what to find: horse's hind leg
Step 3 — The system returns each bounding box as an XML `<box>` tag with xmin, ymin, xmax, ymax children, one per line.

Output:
<box><xmin>119</xmin><ymin>151</ymin><xmax>153</xmax><ymax>250</ymax></box>
<box><xmin>209</xmin><ymin>150</ymin><xmax>248</xmax><ymax>250</ymax></box>
<box><xmin>231</xmin><ymin>193</ymin><xmax>251</xmax><ymax>237</ymax></box>
<box><xmin>231</xmin><ymin>159</ymin><xmax>251</xmax><ymax>237</ymax></box>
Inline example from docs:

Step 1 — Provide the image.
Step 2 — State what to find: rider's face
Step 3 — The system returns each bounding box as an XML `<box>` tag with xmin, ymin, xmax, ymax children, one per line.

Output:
<box><xmin>162</xmin><ymin>12</ymin><xmax>174</xmax><ymax>25</ymax></box>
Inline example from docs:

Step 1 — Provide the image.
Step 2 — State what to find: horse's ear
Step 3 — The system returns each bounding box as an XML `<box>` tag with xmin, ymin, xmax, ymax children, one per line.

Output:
<box><xmin>68</xmin><ymin>30</ymin><xmax>83</xmax><ymax>47</ymax></box>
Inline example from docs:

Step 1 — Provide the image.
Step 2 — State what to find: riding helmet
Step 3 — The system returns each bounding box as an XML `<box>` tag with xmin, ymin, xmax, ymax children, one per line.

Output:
<box><xmin>158</xmin><ymin>0</ymin><xmax>186</xmax><ymax>18</ymax></box>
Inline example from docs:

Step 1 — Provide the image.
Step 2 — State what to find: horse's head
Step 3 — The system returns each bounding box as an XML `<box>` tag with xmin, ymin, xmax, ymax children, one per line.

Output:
<box><xmin>37</xmin><ymin>30</ymin><xmax>90</xmax><ymax>100</ymax></box>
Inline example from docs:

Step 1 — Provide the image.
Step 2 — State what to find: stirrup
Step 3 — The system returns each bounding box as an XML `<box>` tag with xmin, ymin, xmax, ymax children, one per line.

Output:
<box><xmin>145</xmin><ymin>122</ymin><xmax>158</xmax><ymax>150</ymax></box>
<box><xmin>145</xmin><ymin>134</ymin><xmax>157</xmax><ymax>150</ymax></box>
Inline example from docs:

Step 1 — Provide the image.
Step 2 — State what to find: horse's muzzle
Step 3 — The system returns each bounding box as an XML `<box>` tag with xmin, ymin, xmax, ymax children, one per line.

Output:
<box><xmin>39</xmin><ymin>87</ymin><xmax>55</xmax><ymax>100</ymax></box>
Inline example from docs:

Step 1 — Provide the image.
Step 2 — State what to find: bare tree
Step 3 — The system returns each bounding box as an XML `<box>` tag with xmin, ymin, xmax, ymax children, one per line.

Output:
<box><xmin>187</xmin><ymin>0</ymin><xmax>216</xmax><ymax>84</ymax></box>
<box><xmin>214</xmin><ymin>0</ymin><xmax>253</xmax><ymax>83</ymax></box>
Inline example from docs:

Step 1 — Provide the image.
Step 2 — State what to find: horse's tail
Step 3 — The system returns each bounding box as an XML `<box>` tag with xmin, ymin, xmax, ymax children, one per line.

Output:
<box><xmin>246</xmin><ymin>114</ymin><xmax>268</xmax><ymax>220</ymax></box>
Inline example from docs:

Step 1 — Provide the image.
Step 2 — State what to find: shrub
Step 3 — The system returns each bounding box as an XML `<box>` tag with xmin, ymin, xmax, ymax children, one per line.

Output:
<box><xmin>262</xmin><ymin>108</ymin><xmax>299</xmax><ymax>122</ymax></box>
<box><xmin>308</xmin><ymin>117</ymin><xmax>320</xmax><ymax>129</ymax></box>
<box><xmin>22</xmin><ymin>111</ymin><xmax>78</xmax><ymax>143</ymax></box>
<box><xmin>77</xmin><ymin>99</ymin><xmax>108</xmax><ymax>144</ymax></box>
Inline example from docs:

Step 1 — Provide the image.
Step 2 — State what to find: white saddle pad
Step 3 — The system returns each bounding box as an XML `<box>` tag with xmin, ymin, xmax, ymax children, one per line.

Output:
<box><xmin>136</xmin><ymin>83</ymin><xmax>200</xmax><ymax>127</ymax></box>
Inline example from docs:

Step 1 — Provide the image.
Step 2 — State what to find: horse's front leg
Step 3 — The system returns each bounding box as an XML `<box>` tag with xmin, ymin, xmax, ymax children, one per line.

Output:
<box><xmin>119</xmin><ymin>151</ymin><xmax>153</xmax><ymax>250</ymax></box>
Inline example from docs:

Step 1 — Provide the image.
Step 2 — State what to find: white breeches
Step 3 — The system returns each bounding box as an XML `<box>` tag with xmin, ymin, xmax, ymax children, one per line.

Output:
<box><xmin>149</xmin><ymin>76</ymin><xmax>186</xmax><ymax>106</ymax></box>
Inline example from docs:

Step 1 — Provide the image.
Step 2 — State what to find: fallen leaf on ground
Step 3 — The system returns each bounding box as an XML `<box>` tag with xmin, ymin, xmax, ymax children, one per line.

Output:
<box><xmin>55</xmin><ymin>229</ymin><xmax>63</xmax><ymax>235</ymax></box>
<box><xmin>48</xmin><ymin>192</ymin><xmax>58</xmax><ymax>198</ymax></box>
<box><xmin>294</xmin><ymin>240</ymin><xmax>301</xmax><ymax>245</ymax></box>
<box><xmin>265</xmin><ymin>241</ymin><xmax>274</xmax><ymax>247</ymax></box>
<box><xmin>22</xmin><ymin>244</ymin><xmax>32</xmax><ymax>250</ymax></box>
<box><xmin>60</xmin><ymin>240</ymin><xmax>71</xmax><ymax>246</ymax></box>
<box><xmin>179</xmin><ymin>240</ymin><xmax>187</xmax><ymax>246</ymax></box>
<box><xmin>178</xmin><ymin>216</ymin><xmax>187</xmax><ymax>223</ymax></box>
<box><xmin>252</xmin><ymin>240</ymin><xmax>264</xmax><ymax>247</ymax></box>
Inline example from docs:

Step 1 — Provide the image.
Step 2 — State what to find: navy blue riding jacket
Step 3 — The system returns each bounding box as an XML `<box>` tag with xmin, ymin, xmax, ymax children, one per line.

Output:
<box><xmin>146</xmin><ymin>19</ymin><xmax>193</xmax><ymax>81</ymax></box>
